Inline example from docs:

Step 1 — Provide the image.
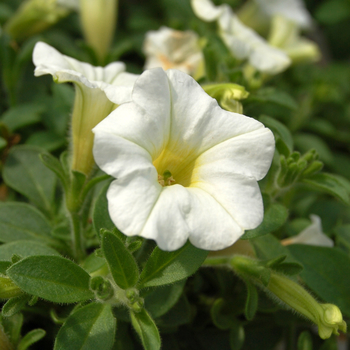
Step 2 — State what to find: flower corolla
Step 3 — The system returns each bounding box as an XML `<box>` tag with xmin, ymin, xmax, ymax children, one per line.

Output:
<box><xmin>143</xmin><ymin>26</ymin><xmax>204</xmax><ymax>79</ymax></box>
<box><xmin>93</xmin><ymin>68</ymin><xmax>275</xmax><ymax>251</ymax></box>
<box><xmin>254</xmin><ymin>0</ymin><xmax>312</xmax><ymax>30</ymax></box>
<box><xmin>33</xmin><ymin>41</ymin><xmax>138</xmax><ymax>174</ymax></box>
<box><xmin>191</xmin><ymin>0</ymin><xmax>291</xmax><ymax>74</ymax></box>
<box><xmin>282</xmin><ymin>215</ymin><xmax>333</xmax><ymax>247</ymax></box>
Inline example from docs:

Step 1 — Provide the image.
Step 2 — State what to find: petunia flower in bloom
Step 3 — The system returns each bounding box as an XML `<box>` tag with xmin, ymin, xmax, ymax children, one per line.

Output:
<box><xmin>143</xmin><ymin>26</ymin><xmax>205</xmax><ymax>79</ymax></box>
<box><xmin>191</xmin><ymin>0</ymin><xmax>291</xmax><ymax>75</ymax></box>
<box><xmin>33</xmin><ymin>41</ymin><xmax>138</xmax><ymax>175</ymax></box>
<box><xmin>93</xmin><ymin>68</ymin><xmax>275</xmax><ymax>251</ymax></box>
<box><xmin>281</xmin><ymin>215</ymin><xmax>333</xmax><ymax>247</ymax></box>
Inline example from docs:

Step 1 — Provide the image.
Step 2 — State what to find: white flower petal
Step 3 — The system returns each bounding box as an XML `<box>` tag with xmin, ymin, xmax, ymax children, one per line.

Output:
<box><xmin>141</xmin><ymin>185</ymin><xmax>191</xmax><ymax>251</ymax></box>
<box><xmin>255</xmin><ymin>0</ymin><xmax>312</xmax><ymax>29</ymax></box>
<box><xmin>186</xmin><ymin>187</ymin><xmax>243</xmax><ymax>250</ymax></box>
<box><xmin>282</xmin><ymin>215</ymin><xmax>334</xmax><ymax>247</ymax></box>
<box><xmin>107</xmin><ymin>169</ymin><xmax>162</xmax><ymax>236</ymax></box>
<box><xmin>191</xmin><ymin>0</ymin><xmax>224</xmax><ymax>22</ymax></box>
<box><xmin>192</xmin><ymin>172</ymin><xmax>264</xmax><ymax>229</ymax></box>
<box><xmin>93</xmin><ymin>98</ymin><xmax>169</xmax><ymax>160</ymax></box>
<box><xmin>33</xmin><ymin>41</ymin><xmax>136</xmax><ymax>103</ymax></box>
<box><xmin>195</xmin><ymin>127</ymin><xmax>275</xmax><ymax>181</ymax></box>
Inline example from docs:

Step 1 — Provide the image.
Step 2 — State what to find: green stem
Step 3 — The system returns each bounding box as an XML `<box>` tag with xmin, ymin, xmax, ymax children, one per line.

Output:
<box><xmin>0</xmin><ymin>324</ymin><xmax>14</xmax><ymax>350</ymax></box>
<box><xmin>68</xmin><ymin>210</ymin><xmax>85</xmax><ymax>262</ymax></box>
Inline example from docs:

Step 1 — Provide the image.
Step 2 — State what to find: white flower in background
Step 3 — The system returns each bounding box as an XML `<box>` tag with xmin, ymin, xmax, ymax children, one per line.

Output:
<box><xmin>143</xmin><ymin>26</ymin><xmax>205</xmax><ymax>79</ymax></box>
<box><xmin>282</xmin><ymin>215</ymin><xmax>334</xmax><ymax>247</ymax></box>
<box><xmin>254</xmin><ymin>0</ymin><xmax>312</xmax><ymax>30</ymax></box>
<box><xmin>58</xmin><ymin>0</ymin><xmax>80</xmax><ymax>10</ymax></box>
<box><xmin>33</xmin><ymin>41</ymin><xmax>138</xmax><ymax>175</ymax></box>
<box><xmin>268</xmin><ymin>15</ymin><xmax>320</xmax><ymax>64</ymax></box>
<box><xmin>191</xmin><ymin>0</ymin><xmax>291</xmax><ymax>75</ymax></box>
<box><xmin>93</xmin><ymin>68</ymin><xmax>275</xmax><ymax>251</ymax></box>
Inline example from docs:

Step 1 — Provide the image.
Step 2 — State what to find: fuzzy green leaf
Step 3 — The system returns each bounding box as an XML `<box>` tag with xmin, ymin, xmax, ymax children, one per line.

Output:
<box><xmin>7</xmin><ymin>256</ymin><xmax>93</xmax><ymax>303</ymax></box>
<box><xmin>139</xmin><ymin>242</ymin><xmax>208</xmax><ymax>288</ymax></box>
<box><xmin>3</xmin><ymin>146</ymin><xmax>56</xmax><ymax>214</ymax></box>
<box><xmin>2</xmin><ymin>294</ymin><xmax>31</xmax><ymax>317</ymax></box>
<box><xmin>54</xmin><ymin>303</ymin><xmax>116</xmax><ymax>350</ymax></box>
<box><xmin>130</xmin><ymin>309</ymin><xmax>161</xmax><ymax>350</ymax></box>
<box><xmin>0</xmin><ymin>203</ymin><xmax>53</xmax><ymax>243</ymax></box>
<box><xmin>101</xmin><ymin>231</ymin><xmax>139</xmax><ymax>289</ymax></box>
<box><xmin>17</xmin><ymin>329</ymin><xmax>46</xmax><ymax>350</ymax></box>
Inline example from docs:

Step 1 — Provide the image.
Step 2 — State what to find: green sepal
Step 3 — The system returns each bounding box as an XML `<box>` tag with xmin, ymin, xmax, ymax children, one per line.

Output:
<box><xmin>17</xmin><ymin>329</ymin><xmax>46</xmax><ymax>350</ymax></box>
<box><xmin>297</xmin><ymin>331</ymin><xmax>313</xmax><ymax>350</ymax></box>
<box><xmin>7</xmin><ymin>256</ymin><xmax>93</xmax><ymax>303</ymax></box>
<box><xmin>139</xmin><ymin>241</ymin><xmax>208</xmax><ymax>288</ymax></box>
<box><xmin>130</xmin><ymin>308</ymin><xmax>161</xmax><ymax>350</ymax></box>
<box><xmin>244</xmin><ymin>279</ymin><xmax>258</xmax><ymax>321</ymax></box>
<box><xmin>101</xmin><ymin>230</ymin><xmax>139</xmax><ymax>289</ymax></box>
<box><xmin>2</xmin><ymin>294</ymin><xmax>31</xmax><ymax>317</ymax></box>
<box><xmin>54</xmin><ymin>303</ymin><xmax>116</xmax><ymax>350</ymax></box>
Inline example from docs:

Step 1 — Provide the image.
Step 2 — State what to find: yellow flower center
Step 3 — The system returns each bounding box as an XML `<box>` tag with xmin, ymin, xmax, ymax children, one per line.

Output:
<box><xmin>157</xmin><ymin>170</ymin><xmax>176</xmax><ymax>187</ymax></box>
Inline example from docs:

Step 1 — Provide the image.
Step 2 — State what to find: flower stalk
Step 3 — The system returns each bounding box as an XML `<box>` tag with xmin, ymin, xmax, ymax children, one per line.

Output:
<box><xmin>231</xmin><ymin>255</ymin><xmax>347</xmax><ymax>339</ymax></box>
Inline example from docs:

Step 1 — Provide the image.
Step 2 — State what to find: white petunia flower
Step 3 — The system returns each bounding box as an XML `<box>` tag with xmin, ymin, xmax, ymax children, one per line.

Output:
<box><xmin>254</xmin><ymin>0</ymin><xmax>312</xmax><ymax>30</ymax></box>
<box><xmin>143</xmin><ymin>26</ymin><xmax>204</xmax><ymax>79</ymax></box>
<box><xmin>282</xmin><ymin>215</ymin><xmax>334</xmax><ymax>247</ymax></box>
<box><xmin>191</xmin><ymin>0</ymin><xmax>291</xmax><ymax>75</ymax></box>
<box><xmin>93</xmin><ymin>68</ymin><xmax>275</xmax><ymax>251</ymax></box>
<box><xmin>33</xmin><ymin>41</ymin><xmax>138</xmax><ymax>175</ymax></box>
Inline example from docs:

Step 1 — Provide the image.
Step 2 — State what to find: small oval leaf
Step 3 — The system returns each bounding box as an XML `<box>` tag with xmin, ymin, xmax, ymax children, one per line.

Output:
<box><xmin>7</xmin><ymin>256</ymin><xmax>93</xmax><ymax>303</ymax></box>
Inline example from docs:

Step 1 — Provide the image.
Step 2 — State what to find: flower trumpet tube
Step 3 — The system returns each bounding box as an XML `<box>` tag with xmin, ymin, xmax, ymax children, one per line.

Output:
<box><xmin>143</xmin><ymin>26</ymin><xmax>205</xmax><ymax>79</ymax></box>
<box><xmin>33</xmin><ymin>41</ymin><xmax>138</xmax><ymax>175</ymax></box>
<box><xmin>93</xmin><ymin>68</ymin><xmax>275</xmax><ymax>251</ymax></box>
<box><xmin>79</xmin><ymin>0</ymin><xmax>118</xmax><ymax>61</ymax></box>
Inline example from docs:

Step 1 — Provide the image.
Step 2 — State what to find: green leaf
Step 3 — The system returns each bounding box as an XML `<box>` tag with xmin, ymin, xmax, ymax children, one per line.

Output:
<box><xmin>241</xmin><ymin>204</ymin><xmax>288</xmax><ymax>239</ymax></box>
<box><xmin>0</xmin><ymin>313</ymin><xmax>23</xmax><ymax>345</ymax></box>
<box><xmin>39</xmin><ymin>152</ymin><xmax>68</xmax><ymax>188</ymax></box>
<box><xmin>2</xmin><ymin>294</ymin><xmax>31</xmax><ymax>317</ymax></box>
<box><xmin>17</xmin><ymin>329</ymin><xmax>46</xmax><ymax>350</ymax></box>
<box><xmin>0</xmin><ymin>241</ymin><xmax>60</xmax><ymax>261</ymax></box>
<box><xmin>143</xmin><ymin>280</ymin><xmax>186</xmax><ymax>318</ymax></box>
<box><xmin>93</xmin><ymin>183</ymin><xmax>115</xmax><ymax>235</ymax></box>
<box><xmin>315</xmin><ymin>0</ymin><xmax>350</xmax><ymax>24</ymax></box>
<box><xmin>297</xmin><ymin>331</ymin><xmax>313</xmax><ymax>350</ymax></box>
<box><xmin>244</xmin><ymin>280</ymin><xmax>258</xmax><ymax>321</ymax></box>
<box><xmin>251</xmin><ymin>234</ymin><xmax>297</xmax><ymax>263</ymax></box>
<box><xmin>3</xmin><ymin>146</ymin><xmax>57</xmax><ymax>214</ymax></box>
<box><xmin>26</xmin><ymin>131</ymin><xmax>66</xmax><ymax>152</ymax></box>
<box><xmin>7</xmin><ymin>256</ymin><xmax>93</xmax><ymax>303</ymax></box>
<box><xmin>0</xmin><ymin>136</ymin><xmax>7</xmax><ymax>150</ymax></box>
<box><xmin>302</xmin><ymin>173</ymin><xmax>350</xmax><ymax>205</ymax></box>
<box><xmin>288</xmin><ymin>244</ymin><xmax>350</xmax><ymax>317</ymax></box>
<box><xmin>1</xmin><ymin>103</ymin><xmax>44</xmax><ymax>132</ymax></box>
<box><xmin>259</xmin><ymin>115</ymin><xmax>293</xmax><ymax>156</ymax></box>
<box><xmin>0</xmin><ymin>203</ymin><xmax>53</xmax><ymax>243</ymax></box>
<box><xmin>0</xmin><ymin>261</ymin><xmax>11</xmax><ymax>274</ymax></box>
<box><xmin>139</xmin><ymin>242</ymin><xmax>208</xmax><ymax>288</ymax></box>
<box><xmin>130</xmin><ymin>309</ymin><xmax>161</xmax><ymax>350</ymax></box>
<box><xmin>210</xmin><ymin>298</ymin><xmax>237</xmax><ymax>330</ymax></box>
<box><xmin>229</xmin><ymin>321</ymin><xmax>245</xmax><ymax>350</ymax></box>
<box><xmin>101</xmin><ymin>231</ymin><xmax>139</xmax><ymax>289</ymax></box>
<box><xmin>272</xmin><ymin>262</ymin><xmax>304</xmax><ymax>276</ymax></box>
<box><xmin>54</xmin><ymin>303</ymin><xmax>116</xmax><ymax>350</ymax></box>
